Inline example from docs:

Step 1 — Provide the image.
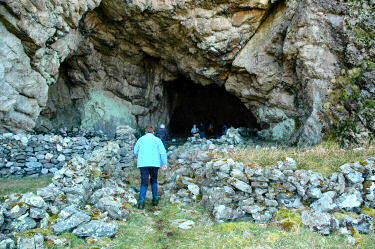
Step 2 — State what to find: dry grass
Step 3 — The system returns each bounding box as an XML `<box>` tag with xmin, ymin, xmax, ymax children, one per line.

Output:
<box><xmin>229</xmin><ymin>142</ymin><xmax>375</xmax><ymax>175</ymax></box>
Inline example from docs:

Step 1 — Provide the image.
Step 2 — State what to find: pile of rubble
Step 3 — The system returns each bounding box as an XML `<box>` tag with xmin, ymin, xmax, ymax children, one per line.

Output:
<box><xmin>0</xmin><ymin>126</ymin><xmax>137</xmax><ymax>248</ymax></box>
<box><xmin>163</xmin><ymin>134</ymin><xmax>375</xmax><ymax>237</ymax></box>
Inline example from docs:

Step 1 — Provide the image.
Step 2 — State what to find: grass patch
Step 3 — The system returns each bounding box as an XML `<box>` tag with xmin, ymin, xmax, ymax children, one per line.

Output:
<box><xmin>53</xmin><ymin>198</ymin><xmax>375</xmax><ymax>249</ymax></box>
<box><xmin>229</xmin><ymin>141</ymin><xmax>375</xmax><ymax>175</ymax></box>
<box><xmin>0</xmin><ymin>176</ymin><xmax>52</xmax><ymax>196</ymax></box>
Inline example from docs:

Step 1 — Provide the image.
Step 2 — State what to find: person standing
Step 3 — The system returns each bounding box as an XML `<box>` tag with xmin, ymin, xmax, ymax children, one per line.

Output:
<box><xmin>207</xmin><ymin>123</ymin><xmax>214</xmax><ymax>137</ymax></box>
<box><xmin>156</xmin><ymin>124</ymin><xmax>169</xmax><ymax>147</ymax></box>
<box><xmin>199</xmin><ymin>122</ymin><xmax>205</xmax><ymax>138</ymax></box>
<box><xmin>134</xmin><ymin>125</ymin><xmax>168</xmax><ymax>209</ymax></box>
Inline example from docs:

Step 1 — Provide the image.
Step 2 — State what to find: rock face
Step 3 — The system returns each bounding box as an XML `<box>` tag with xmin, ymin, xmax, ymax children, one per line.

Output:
<box><xmin>1</xmin><ymin>0</ymin><xmax>374</xmax><ymax>145</ymax></box>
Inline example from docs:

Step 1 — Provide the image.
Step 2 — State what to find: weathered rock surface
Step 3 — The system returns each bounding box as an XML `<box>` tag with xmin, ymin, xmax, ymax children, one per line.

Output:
<box><xmin>72</xmin><ymin>220</ymin><xmax>118</xmax><ymax>237</ymax></box>
<box><xmin>16</xmin><ymin>233</ymin><xmax>44</xmax><ymax>249</ymax></box>
<box><xmin>0</xmin><ymin>0</ymin><xmax>373</xmax><ymax>145</ymax></box>
<box><xmin>51</xmin><ymin>206</ymin><xmax>91</xmax><ymax>234</ymax></box>
<box><xmin>301</xmin><ymin>210</ymin><xmax>339</xmax><ymax>235</ymax></box>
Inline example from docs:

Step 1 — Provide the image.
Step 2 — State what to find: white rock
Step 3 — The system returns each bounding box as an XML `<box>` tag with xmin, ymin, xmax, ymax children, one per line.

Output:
<box><xmin>57</xmin><ymin>154</ymin><xmax>66</xmax><ymax>162</ymax></box>
<box><xmin>41</xmin><ymin>168</ymin><xmax>49</xmax><ymax>175</ymax></box>
<box><xmin>178</xmin><ymin>220</ymin><xmax>195</xmax><ymax>230</ymax></box>
<box><xmin>188</xmin><ymin>184</ymin><xmax>200</xmax><ymax>196</ymax></box>
<box><xmin>45</xmin><ymin>153</ymin><xmax>54</xmax><ymax>160</ymax></box>
<box><xmin>56</xmin><ymin>144</ymin><xmax>63</xmax><ymax>152</ymax></box>
<box><xmin>20</xmin><ymin>136</ymin><xmax>28</xmax><ymax>145</ymax></box>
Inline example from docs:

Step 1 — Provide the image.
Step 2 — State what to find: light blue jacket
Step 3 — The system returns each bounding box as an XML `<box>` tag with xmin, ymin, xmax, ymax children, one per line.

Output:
<box><xmin>134</xmin><ymin>133</ymin><xmax>168</xmax><ymax>168</ymax></box>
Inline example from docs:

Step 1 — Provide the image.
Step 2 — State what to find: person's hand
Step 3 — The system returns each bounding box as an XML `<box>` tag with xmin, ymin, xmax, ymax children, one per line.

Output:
<box><xmin>162</xmin><ymin>165</ymin><xmax>167</xmax><ymax>170</ymax></box>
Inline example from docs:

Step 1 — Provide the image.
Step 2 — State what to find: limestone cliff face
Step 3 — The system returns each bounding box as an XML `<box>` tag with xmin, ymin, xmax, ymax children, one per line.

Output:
<box><xmin>0</xmin><ymin>0</ymin><xmax>374</xmax><ymax>145</ymax></box>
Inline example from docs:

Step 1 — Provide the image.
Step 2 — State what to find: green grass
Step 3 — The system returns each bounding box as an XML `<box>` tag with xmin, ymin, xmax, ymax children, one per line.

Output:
<box><xmin>0</xmin><ymin>176</ymin><xmax>52</xmax><ymax>196</ymax></box>
<box><xmin>44</xmin><ymin>200</ymin><xmax>375</xmax><ymax>249</ymax></box>
<box><xmin>229</xmin><ymin>141</ymin><xmax>375</xmax><ymax>176</ymax></box>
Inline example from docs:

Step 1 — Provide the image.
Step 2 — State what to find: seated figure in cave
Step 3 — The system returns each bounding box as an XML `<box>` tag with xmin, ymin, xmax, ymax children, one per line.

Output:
<box><xmin>191</xmin><ymin>124</ymin><xmax>199</xmax><ymax>137</ymax></box>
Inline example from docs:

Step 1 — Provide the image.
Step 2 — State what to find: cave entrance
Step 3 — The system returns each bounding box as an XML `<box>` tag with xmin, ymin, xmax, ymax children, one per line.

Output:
<box><xmin>165</xmin><ymin>77</ymin><xmax>260</xmax><ymax>137</ymax></box>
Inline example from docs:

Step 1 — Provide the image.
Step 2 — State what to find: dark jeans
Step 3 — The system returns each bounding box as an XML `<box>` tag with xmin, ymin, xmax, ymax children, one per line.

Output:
<box><xmin>139</xmin><ymin>167</ymin><xmax>159</xmax><ymax>203</ymax></box>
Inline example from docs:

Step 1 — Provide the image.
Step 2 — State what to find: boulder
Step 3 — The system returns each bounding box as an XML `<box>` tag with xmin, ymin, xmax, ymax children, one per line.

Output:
<box><xmin>301</xmin><ymin>210</ymin><xmax>339</xmax><ymax>235</ymax></box>
<box><xmin>336</xmin><ymin>189</ymin><xmax>363</xmax><ymax>211</ymax></box>
<box><xmin>51</xmin><ymin>206</ymin><xmax>91</xmax><ymax>234</ymax></box>
<box><xmin>310</xmin><ymin>191</ymin><xmax>337</xmax><ymax>212</ymax></box>
<box><xmin>73</xmin><ymin>220</ymin><xmax>118</xmax><ymax>237</ymax></box>
<box><xmin>95</xmin><ymin>197</ymin><xmax>129</xmax><ymax>221</ymax></box>
<box><xmin>17</xmin><ymin>233</ymin><xmax>44</xmax><ymax>249</ymax></box>
<box><xmin>342</xmin><ymin>214</ymin><xmax>373</xmax><ymax>234</ymax></box>
<box><xmin>213</xmin><ymin>205</ymin><xmax>244</xmax><ymax>221</ymax></box>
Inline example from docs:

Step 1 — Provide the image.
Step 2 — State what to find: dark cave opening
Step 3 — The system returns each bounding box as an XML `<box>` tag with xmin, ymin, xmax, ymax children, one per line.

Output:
<box><xmin>165</xmin><ymin>77</ymin><xmax>260</xmax><ymax>137</ymax></box>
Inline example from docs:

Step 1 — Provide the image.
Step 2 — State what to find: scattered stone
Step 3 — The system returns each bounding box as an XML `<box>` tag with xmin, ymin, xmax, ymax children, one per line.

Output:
<box><xmin>17</xmin><ymin>233</ymin><xmax>44</xmax><ymax>249</ymax></box>
<box><xmin>310</xmin><ymin>191</ymin><xmax>337</xmax><ymax>212</ymax></box>
<box><xmin>51</xmin><ymin>206</ymin><xmax>91</xmax><ymax>234</ymax></box>
<box><xmin>95</xmin><ymin>197</ymin><xmax>130</xmax><ymax>221</ymax></box>
<box><xmin>0</xmin><ymin>238</ymin><xmax>15</xmax><ymax>249</ymax></box>
<box><xmin>301</xmin><ymin>210</ymin><xmax>339</xmax><ymax>235</ymax></box>
<box><xmin>178</xmin><ymin>220</ymin><xmax>195</xmax><ymax>230</ymax></box>
<box><xmin>342</xmin><ymin>214</ymin><xmax>373</xmax><ymax>234</ymax></box>
<box><xmin>6</xmin><ymin>215</ymin><xmax>37</xmax><ymax>233</ymax></box>
<box><xmin>21</xmin><ymin>193</ymin><xmax>46</xmax><ymax>209</ymax></box>
<box><xmin>336</xmin><ymin>189</ymin><xmax>363</xmax><ymax>211</ymax></box>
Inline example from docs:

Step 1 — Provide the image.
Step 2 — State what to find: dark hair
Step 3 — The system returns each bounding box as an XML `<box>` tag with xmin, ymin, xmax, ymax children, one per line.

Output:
<box><xmin>145</xmin><ymin>126</ymin><xmax>155</xmax><ymax>133</ymax></box>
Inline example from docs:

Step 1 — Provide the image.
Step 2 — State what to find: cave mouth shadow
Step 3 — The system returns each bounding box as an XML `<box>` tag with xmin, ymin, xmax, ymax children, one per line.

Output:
<box><xmin>165</xmin><ymin>77</ymin><xmax>260</xmax><ymax>137</ymax></box>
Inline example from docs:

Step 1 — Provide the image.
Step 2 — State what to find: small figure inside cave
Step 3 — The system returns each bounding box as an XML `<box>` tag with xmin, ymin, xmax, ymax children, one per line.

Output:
<box><xmin>207</xmin><ymin>123</ymin><xmax>214</xmax><ymax>136</ymax></box>
<box><xmin>222</xmin><ymin>124</ymin><xmax>228</xmax><ymax>135</ymax></box>
<box><xmin>199</xmin><ymin>122</ymin><xmax>206</xmax><ymax>138</ymax></box>
<box><xmin>191</xmin><ymin>124</ymin><xmax>199</xmax><ymax>137</ymax></box>
<box><xmin>156</xmin><ymin>124</ymin><xmax>169</xmax><ymax>146</ymax></box>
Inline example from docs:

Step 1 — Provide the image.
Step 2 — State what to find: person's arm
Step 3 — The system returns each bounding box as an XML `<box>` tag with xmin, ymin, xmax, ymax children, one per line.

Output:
<box><xmin>158</xmin><ymin>139</ymin><xmax>168</xmax><ymax>170</ymax></box>
<box><xmin>134</xmin><ymin>138</ymin><xmax>141</xmax><ymax>156</ymax></box>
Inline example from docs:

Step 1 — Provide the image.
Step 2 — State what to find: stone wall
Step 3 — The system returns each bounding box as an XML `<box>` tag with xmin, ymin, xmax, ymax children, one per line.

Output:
<box><xmin>163</xmin><ymin>133</ymin><xmax>375</xmax><ymax>235</ymax></box>
<box><xmin>0</xmin><ymin>126</ymin><xmax>137</xmax><ymax>248</ymax></box>
<box><xmin>0</xmin><ymin>126</ymin><xmax>134</xmax><ymax>178</ymax></box>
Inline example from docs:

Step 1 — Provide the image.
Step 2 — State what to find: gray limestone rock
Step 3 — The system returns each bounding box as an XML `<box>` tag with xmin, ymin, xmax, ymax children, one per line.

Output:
<box><xmin>277</xmin><ymin>157</ymin><xmax>297</xmax><ymax>170</ymax></box>
<box><xmin>336</xmin><ymin>189</ymin><xmax>363</xmax><ymax>211</ymax></box>
<box><xmin>242</xmin><ymin>205</ymin><xmax>266</xmax><ymax>214</ymax></box>
<box><xmin>95</xmin><ymin>197</ymin><xmax>130</xmax><ymax>221</ymax></box>
<box><xmin>51</xmin><ymin>206</ymin><xmax>91</xmax><ymax>234</ymax></box>
<box><xmin>252</xmin><ymin>210</ymin><xmax>273</xmax><ymax>224</ymax></box>
<box><xmin>310</xmin><ymin>191</ymin><xmax>337</xmax><ymax>212</ymax></box>
<box><xmin>21</xmin><ymin>193</ymin><xmax>46</xmax><ymax>209</ymax></box>
<box><xmin>0</xmin><ymin>208</ymin><xmax>3</xmax><ymax>226</ymax></box>
<box><xmin>213</xmin><ymin>205</ymin><xmax>244</xmax><ymax>221</ymax></box>
<box><xmin>29</xmin><ymin>207</ymin><xmax>47</xmax><ymax>219</ymax></box>
<box><xmin>0</xmin><ymin>238</ymin><xmax>15</xmax><ymax>249</ymax></box>
<box><xmin>342</xmin><ymin>214</ymin><xmax>373</xmax><ymax>234</ymax></box>
<box><xmin>301</xmin><ymin>210</ymin><xmax>339</xmax><ymax>235</ymax></box>
<box><xmin>4</xmin><ymin>205</ymin><xmax>28</xmax><ymax>219</ymax></box>
<box><xmin>6</xmin><ymin>215</ymin><xmax>37</xmax><ymax>233</ymax></box>
<box><xmin>17</xmin><ymin>233</ymin><xmax>44</xmax><ymax>249</ymax></box>
<box><xmin>345</xmin><ymin>172</ymin><xmax>364</xmax><ymax>184</ymax></box>
<box><xmin>73</xmin><ymin>220</ymin><xmax>118</xmax><ymax>237</ymax></box>
<box><xmin>227</xmin><ymin>178</ymin><xmax>252</xmax><ymax>194</ymax></box>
